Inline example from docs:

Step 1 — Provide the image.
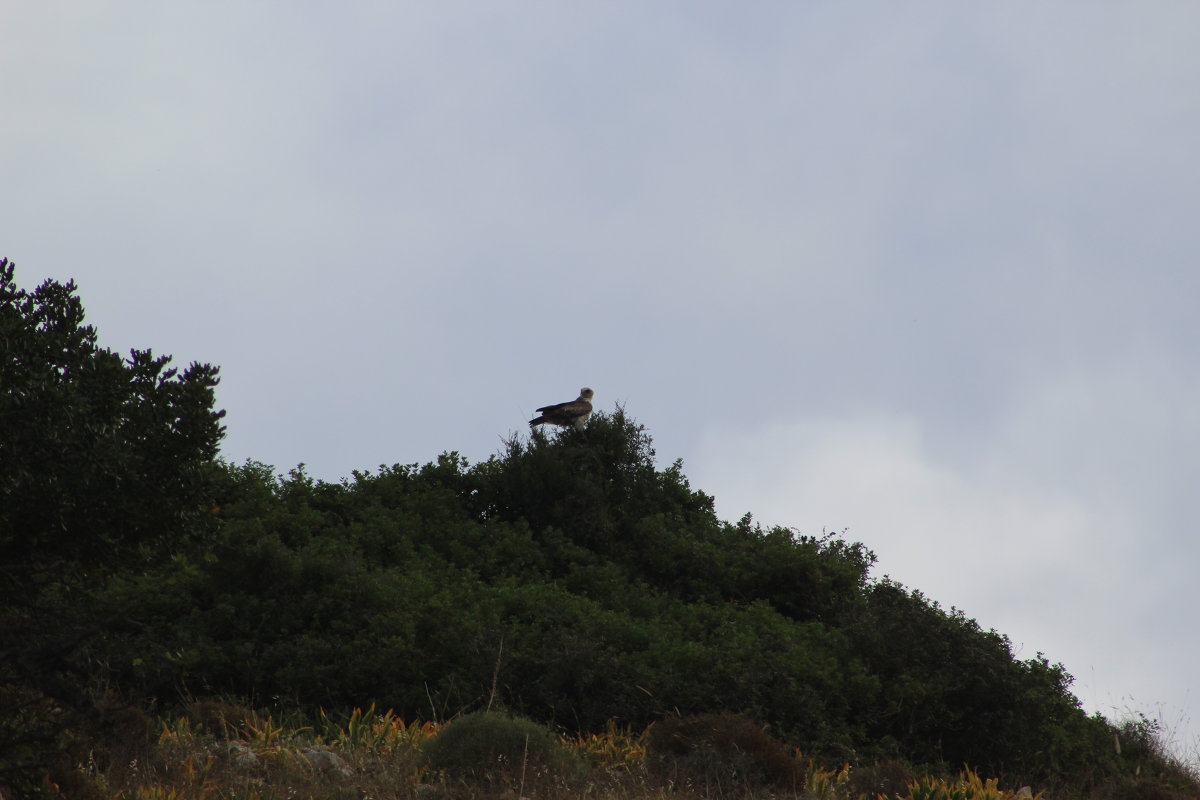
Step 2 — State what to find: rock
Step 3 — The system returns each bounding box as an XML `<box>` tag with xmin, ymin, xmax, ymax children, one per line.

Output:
<box><xmin>226</xmin><ymin>740</ymin><xmax>261</xmax><ymax>769</ymax></box>
<box><xmin>299</xmin><ymin>746</ymin><xmax>354</xmax><ymax>777</ymax></box>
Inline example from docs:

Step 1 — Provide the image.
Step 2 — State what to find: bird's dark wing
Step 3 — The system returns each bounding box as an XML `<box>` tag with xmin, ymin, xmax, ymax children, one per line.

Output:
<box><xmin>539</xmin><ymin>400</ymin><xmax>590</xmax><ymax>415</ymax></box>
<box><xmin>535</xmin><ymin>400</ymin><xmax>571</xmax><ymax>414</ymax></box>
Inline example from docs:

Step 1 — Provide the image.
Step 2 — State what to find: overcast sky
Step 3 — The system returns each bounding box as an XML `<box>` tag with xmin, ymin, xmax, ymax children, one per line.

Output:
<box><xmin>4</xmin><ymin>1</ymin><xmax>1198</xmax><ymax>762</ymax></box>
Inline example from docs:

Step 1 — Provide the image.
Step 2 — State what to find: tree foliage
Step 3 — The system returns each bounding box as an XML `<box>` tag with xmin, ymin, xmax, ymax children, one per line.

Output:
<box><xmin>0</xmin><ymin>258</ymin><xmax>225</xmax><ymax>587</ymax></box>
<box><xmin>0</xmin><ymin>258</ymin><xmax>225</xmax><ymax>794</ymax></box>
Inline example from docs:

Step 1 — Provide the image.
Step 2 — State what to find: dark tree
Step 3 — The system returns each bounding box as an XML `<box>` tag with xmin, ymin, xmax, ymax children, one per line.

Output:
<box><xmin>0</xmin><ymin>258</ymin><xmax>225</xmax><ymax>587</ymax></box>
<box><xmin>0</xmin><ymin>257</ymin><xmax>226</xmax><ymax>792</ymax></box>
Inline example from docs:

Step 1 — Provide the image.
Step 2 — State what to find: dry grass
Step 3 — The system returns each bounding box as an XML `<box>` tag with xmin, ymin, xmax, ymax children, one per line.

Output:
<box><xmin>40</xmin><ymin>708</ymin><xmax>1191</xmax><ymax>800</ymax></box>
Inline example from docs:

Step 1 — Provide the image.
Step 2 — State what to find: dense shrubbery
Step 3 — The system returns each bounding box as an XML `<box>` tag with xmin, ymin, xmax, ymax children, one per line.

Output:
<box><xmin>98</xmin><ymin>410</ymin><xmax>1134</xmax><ymax>786</ymax></box>
<box><xmin>3</xmin><ymin>258</ymin><xmax>1196</xmax><ymax>797</ymax></box>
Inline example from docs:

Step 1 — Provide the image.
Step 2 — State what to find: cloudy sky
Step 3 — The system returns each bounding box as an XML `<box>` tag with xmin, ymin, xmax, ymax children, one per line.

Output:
<box><xmin>4</xmin><ymin>1</ymin><xmax>1198</xmax><ymax>760</ymax></box>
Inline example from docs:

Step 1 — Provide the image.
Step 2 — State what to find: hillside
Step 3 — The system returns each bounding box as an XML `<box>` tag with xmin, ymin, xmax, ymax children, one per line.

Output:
<box><xmin>99</xmin><ymin>416</ymin><xmax>1140</xmax><ymax>776</ymax></box>
<box><xmin>2</xmin><ymin>258</ymin><xmax>1196</xmax><ymax>798</ymax></box>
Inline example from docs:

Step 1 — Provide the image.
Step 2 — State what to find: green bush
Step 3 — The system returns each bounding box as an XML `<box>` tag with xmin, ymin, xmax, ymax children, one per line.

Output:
<box><xmin>646</xmin><ymin>713</ymin><xmax>800</xmax><ymax>794</ymax></box>
<box><xmin>421</xmin><ymin>710</ymin><xmax>583</xmax><ymax>784</ymax></box>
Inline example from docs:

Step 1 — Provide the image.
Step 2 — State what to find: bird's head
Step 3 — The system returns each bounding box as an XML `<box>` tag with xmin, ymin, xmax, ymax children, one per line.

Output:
<box><xmin>579</xmin><ymin>387</ymin><xmax>594</xmax><ymax>402</ymax></box>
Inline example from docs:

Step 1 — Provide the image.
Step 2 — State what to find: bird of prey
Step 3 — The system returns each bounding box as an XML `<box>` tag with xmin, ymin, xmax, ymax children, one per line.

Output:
<box><xmin>529</xmin><ymin>387</ymin><xmax>594</xmax><ymax>430</ymax></box>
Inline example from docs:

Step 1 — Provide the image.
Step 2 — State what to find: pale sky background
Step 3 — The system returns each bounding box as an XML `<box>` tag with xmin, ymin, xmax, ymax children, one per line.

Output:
<box><xmin>3</xmin><ymin>2</ymin><xmax>1198</xmax><ymax>762</ymax></box>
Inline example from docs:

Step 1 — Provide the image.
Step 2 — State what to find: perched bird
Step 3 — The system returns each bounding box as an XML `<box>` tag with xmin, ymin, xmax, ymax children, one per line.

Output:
<box><xmin>529</xmin><ymin>387</ymin><xmax>594</xmax><ymax>430</ymax></box>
